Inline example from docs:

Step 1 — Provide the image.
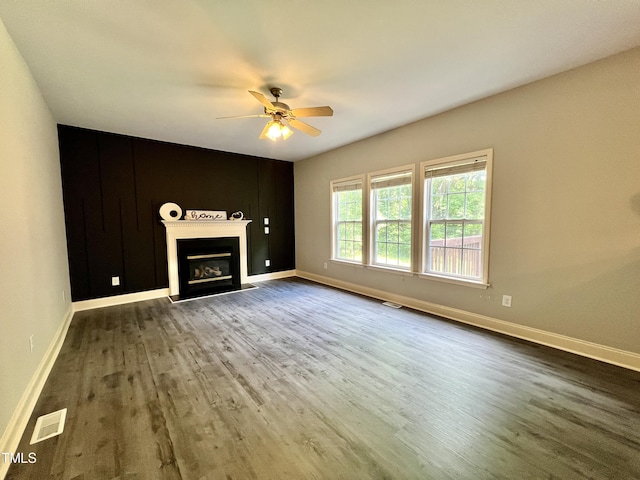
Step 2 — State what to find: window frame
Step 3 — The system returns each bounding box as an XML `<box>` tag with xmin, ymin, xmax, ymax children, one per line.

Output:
<box><xmin>419</xmin><ymin>149</ymin><xmax>493</xmax><ymax>286</ymax></box>
<box><xmin>330</xmin><ymin>175</ymin><xmax>366</xmax><ymax>265</ymax></box>
<box><xmin>368</xmin><ymin>165</ymin><xmax>416</xmax><ymax>272</ymax></box>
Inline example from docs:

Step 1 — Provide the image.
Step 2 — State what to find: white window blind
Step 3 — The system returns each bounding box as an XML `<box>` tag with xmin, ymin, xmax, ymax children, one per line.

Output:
<box><xmin>371</xmin><ymin>171</ymin><xmax>412</xmax><ymax>189</ymax></box>
<box><xmin>424</xmin><ymin>157</ymin><xmax>486</xmax><ymax>179</ymax></box>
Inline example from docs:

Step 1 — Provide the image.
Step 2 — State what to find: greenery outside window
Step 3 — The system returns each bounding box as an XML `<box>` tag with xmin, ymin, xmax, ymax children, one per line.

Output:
<box><xmin>370</xmin><ymin>168</ymin><xmax>413</xmax><ymax>269</ymax></box>
<box><xmin>331</xmin><ymin>177</ymin><xmax>364</xmax><ymax>263</ymax></box>
<box><xmin>422</xmin><ymin>149</ymin><xmax>493</xmax><ymax>284</ymax></box>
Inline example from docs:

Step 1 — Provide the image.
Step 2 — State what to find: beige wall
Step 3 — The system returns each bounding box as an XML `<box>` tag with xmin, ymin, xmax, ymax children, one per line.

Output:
<box><xmin>295</xmin><ymin>47</ymin><xmax>640</xmax><ymax>355</ymax></box>
<box><xmin>0</xmin><ymin>18</ymin><xmax>71</xmax><ymax>444</ymax></box>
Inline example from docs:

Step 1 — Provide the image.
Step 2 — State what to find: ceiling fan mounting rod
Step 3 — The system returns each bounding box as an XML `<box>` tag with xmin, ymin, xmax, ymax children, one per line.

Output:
<box><xmin>270</xmin><ymin>87</ymin><xmax>283</xmax><ymax>100</ymax></box>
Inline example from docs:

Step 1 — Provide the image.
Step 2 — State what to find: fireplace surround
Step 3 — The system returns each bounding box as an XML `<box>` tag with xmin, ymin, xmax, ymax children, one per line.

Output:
<box><xmin>177</xmin><ymin>237</ymin><xmax>240</xmax><ymax>298</ymax></box>
<box><xmin>162</xmin><ymin>220</ymin><xmax>252</xmax><ymax>299</ymax></box>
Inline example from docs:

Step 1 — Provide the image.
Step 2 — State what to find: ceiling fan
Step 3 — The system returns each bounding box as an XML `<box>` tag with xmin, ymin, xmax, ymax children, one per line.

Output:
<box><xmin>218</xmin><ymin>87</ymin><xmax>333</xmax><ymax>141</ymax></box>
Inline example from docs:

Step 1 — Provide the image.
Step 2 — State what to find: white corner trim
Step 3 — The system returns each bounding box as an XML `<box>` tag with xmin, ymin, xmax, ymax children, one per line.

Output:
<box><xmin>296</xmin><ymin>270</ymin><xmax>640</xmax><ymax>373</ymax></box>
<box><xmin>248</xmin><ymin>270</ymin><xmax>297</xmax><ymax>283</ymax></box>
<box><xmin>72</xmin><ymin>288</ymin><xmax>170</xmax><ymax>312</ymax></box>
<box><xmin>0</xmin><ymin>305</ymin><xmax>74</xmax><ymax>480</ymax></box>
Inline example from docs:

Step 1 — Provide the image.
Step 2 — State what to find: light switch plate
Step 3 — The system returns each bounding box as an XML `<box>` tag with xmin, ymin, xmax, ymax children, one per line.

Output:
<box><xmin>502</xmin><ymin>295</ymin><xmax>512</xmax><ymax>307</ymax></box>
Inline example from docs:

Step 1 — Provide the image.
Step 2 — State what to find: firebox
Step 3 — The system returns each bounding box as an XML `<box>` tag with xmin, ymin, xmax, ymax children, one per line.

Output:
<box><xmin>176</xmin><ymin>237</ymin><xmax>240</xmax><ymax>299</ymax></box>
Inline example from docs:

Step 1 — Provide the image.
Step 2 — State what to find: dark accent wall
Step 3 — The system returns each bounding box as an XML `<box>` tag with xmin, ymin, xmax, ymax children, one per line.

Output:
<box><xmin>58</xmin><ymin>125</ymin><xmax>295</xmax><ymax>301</ymax></box>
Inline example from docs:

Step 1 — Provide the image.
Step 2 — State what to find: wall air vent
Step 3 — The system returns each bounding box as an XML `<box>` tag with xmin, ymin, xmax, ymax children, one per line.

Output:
<box><xmin>382</xmin><ymin>301</ymin><xmax>403</xmax><ymax>309</ymax></box>
<box><xmin>30</xmin><ymin>408</ymin><xmax>67</xmax><ymax>444</ymax></box>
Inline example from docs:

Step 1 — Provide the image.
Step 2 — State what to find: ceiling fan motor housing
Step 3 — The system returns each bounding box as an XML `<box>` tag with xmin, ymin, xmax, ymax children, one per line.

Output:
<box><xmin>269</xmin><ymin>101</ymin><xmax>291</xmax><ymax>115</ymax></box>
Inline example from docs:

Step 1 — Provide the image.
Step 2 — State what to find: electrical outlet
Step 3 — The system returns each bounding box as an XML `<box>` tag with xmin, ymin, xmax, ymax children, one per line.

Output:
<box><xmin>265</xmin><ymin>259</ymin><xmax>271</xmax><ymax>267</ymax></box>
<box><xmin>264</xmin><ymin>217</ymin><xmax>269</xmax><ymax>225</ymax></box>
<box><xmin>29</xmin><ymin>334</ymin><xmax>34</xmax><ymax>353</ymax></box>
<box><xmin>264</xmin><ymin>226</ymin><xmax>270</xmax><ymax>234</ymax></box>
<box><xmin>111</xmin><ymin>276</ymin><xmax>120</xmax><ymax>287</ymax></box>
<box><xmin>502</xmin><ymin>295</ymin><xmax>512</xmax><ymax>307</ymax></box>
<box><xmin>323</xmin><ymin>262</ymin><xmax>328</xmax><ymax>269</ymax></box>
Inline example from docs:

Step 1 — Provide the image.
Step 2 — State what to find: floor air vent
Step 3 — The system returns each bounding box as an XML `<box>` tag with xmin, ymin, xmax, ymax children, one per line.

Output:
<box><xmin>30</xmin><ymin>408</ymin><xmax>67</xmax><ymax>444</ymax></box>
<box><xmin>382</xmin><ymin>301</ymin><xmax>403</xmax><ymax>309</ymax></box>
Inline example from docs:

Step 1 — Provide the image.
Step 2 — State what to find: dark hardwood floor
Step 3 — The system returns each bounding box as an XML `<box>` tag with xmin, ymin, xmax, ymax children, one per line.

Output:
<box><xmin>7</xmin><ymin>278</ymin><xmax>640</xmax><ymax>479</ymax></box>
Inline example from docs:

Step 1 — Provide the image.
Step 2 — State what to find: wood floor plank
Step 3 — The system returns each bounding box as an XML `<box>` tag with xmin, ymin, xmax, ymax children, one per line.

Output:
<box><xmin>6</xmin><ymin>277</ymin><xmax>640</xmax><ymax>479</ymax></box>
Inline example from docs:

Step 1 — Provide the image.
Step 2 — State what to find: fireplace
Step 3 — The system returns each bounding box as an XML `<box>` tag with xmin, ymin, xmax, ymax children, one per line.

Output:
<box><xmin>162</xmin><ymin>219</ymin><xmax>252</xmax><ymax>300</ymax></box>
<box><xmin>177</xmin><ymin>237</ymin><xmax>240</xmax><ymax>298</ymax></box>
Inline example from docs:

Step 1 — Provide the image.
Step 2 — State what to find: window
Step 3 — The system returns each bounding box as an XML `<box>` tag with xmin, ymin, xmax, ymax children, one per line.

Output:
<box><xmin>331</xmin><ymin>177</ymin><xmax>364</xmax><ymax>263</ymax></box>
<box><xmin>422</xmin><ymin>149</ymin><xmax>492</xmax><ymax>284</ymax></box>
<box><xmin>329</xmin><ymin>151</ymin><xmax>491</xmax><ymax>285</ymax></box>
<box><xmin>370</xmin><ymin>168</ymin><xmax>413</xmax><ymax>269</ymax></box>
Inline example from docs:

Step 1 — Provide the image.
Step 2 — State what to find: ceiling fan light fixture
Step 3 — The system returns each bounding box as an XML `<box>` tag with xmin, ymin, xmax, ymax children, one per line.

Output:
<box><xmin>224</xmin><ymin>88</ymin><xmax>332</xmax><ymax>141</ymax></box>
<box><xmin>265</xmin><ymin>119</ymin><xmax>293</xmax><ymax>141</ymax></box>
<box><xmin>281</xmin><ymin>124</ymin><xmax>293</xmax><ymax>140</ymax></box>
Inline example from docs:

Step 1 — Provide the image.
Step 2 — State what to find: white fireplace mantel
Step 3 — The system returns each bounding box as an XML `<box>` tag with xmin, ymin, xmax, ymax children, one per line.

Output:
<box><xmin>162</xmin><ymin>220</ymin><xmax>252</xmax><ymax>295</ymax></box>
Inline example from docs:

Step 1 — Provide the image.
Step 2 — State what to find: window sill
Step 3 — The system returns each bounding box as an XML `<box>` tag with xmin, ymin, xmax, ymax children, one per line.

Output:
<box><xmin>366</xmin><ymin>264</ymin><xmax>414</xmax><ymax>277</ymax></box>
<box><xmin>330</xmin><ymin>259</ymin><xmax>365</xmax><ymax>268</ymax></box>
<box><xmin>417</xmin><ymin>273</ymin><xmax>490</xmax><ymax>289</ymax></box>
<box><xmin>329</xmin><ymin>261</ymin><xmax>489</xmax><ymax>288</ymax></box>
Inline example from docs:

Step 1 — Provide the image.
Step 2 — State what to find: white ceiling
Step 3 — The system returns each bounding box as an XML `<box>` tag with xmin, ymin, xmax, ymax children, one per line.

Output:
<box><xmin>2</xmin><ymin>1</ymin><xmax>640</xmax><ymax>162</ymax></box>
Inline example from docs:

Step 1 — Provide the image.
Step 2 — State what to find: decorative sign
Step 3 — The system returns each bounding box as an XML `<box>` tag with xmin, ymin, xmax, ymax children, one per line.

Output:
<box><xmin>185</xmin><ymin>210</ymin><xmax>227</xmax><ymax>221</ymax></box>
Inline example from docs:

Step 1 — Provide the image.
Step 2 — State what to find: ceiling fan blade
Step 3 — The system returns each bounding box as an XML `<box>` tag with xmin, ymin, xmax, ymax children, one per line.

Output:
<box><xmin>290</xmin><ymin>106</ymin><xmax>334</xmax><ymax>117</ymax></box>
<box><xmin>216</xmin><ymin>114</ymin><xmax>270</xmax><ymax>119</ymax></box>
<box><xmin>289</xmin><ymin>119</ymin><xmax>321</xmax><ymax>137</ymax></box>
<box><xmin>249</xmin><ymin>90</ymin><xmax>275</xmax><ymax>109</ymax></box>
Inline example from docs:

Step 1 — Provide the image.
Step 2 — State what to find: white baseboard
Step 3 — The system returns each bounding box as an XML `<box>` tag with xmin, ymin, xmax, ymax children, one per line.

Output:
<box><xmin>72</xmin><ymin>288</ymin><xmax>170</xmax><ymax>312</ymax></box>
<box><xmin>71</xmin><ymin>272</ymin><xmax>298</xmax><ymax>311</ymax></box>
<box><xmin>296</xmin><ymin>270</ymin><xmax>640</xmax><ymax>373</ymax></box>
<box><xmin>248</xmin><ymin>269</ymin><xmax>297</xmax><ymax>283</ymax></box>
<box><xmin>0</xmin><ymin>305</ymin><xmax>74</xmax><ymax>480</ymax></box>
